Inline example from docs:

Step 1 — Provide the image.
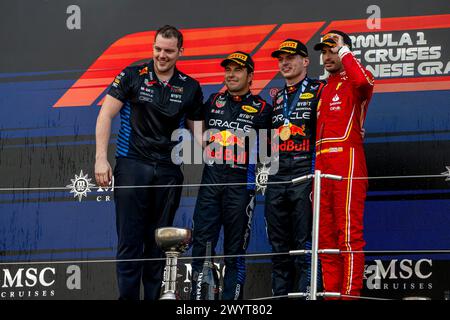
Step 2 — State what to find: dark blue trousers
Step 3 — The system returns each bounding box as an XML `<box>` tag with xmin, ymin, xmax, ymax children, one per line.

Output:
<box><xmin>113</xmin><ymin>157</ymin><xmax>183</xmax><ymax>300</ymax></box>
<box><xmin>191</xmin><ymin>166</ymin><xmax>255</xmax><ymax>300</ymax></box>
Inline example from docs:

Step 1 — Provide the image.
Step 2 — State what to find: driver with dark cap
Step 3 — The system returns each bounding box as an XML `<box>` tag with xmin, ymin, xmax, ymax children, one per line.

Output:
<box><xmin>191</xmin><ymin>51</ymin><xmax>272</xmax><ymax>300</ymax></box>
<box><xmin>265</xmin><ymin>39</ymin><xmax>325</xmax><ymax>298</ymax></box>
<box><xmin>314</xmin><ymin>30</ymin><xmax>374</xmax><ymax>299</ymax></box>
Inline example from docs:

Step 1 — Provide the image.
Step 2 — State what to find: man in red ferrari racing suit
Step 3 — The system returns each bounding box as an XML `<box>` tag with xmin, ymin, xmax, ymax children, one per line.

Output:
<box><xmin>313</xmin><ymin>30</ymin><xmax>374</xmax><ymax>299</ymax></box>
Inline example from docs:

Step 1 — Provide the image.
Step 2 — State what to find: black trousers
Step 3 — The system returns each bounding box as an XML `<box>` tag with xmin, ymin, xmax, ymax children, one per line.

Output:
<box><xmin>113</xmin><ymin>157</ymin><xmax>183</xmax><ymax>300</ymax></box>
<box><xmin>264</xmin><ymin>178</ymin><xmax>314</xmax><ymax>297</ymax></box>
<box><xmin>191</xmin><ymin>166</ymin><xmax>255</xmax><ymax>300</ymax></box>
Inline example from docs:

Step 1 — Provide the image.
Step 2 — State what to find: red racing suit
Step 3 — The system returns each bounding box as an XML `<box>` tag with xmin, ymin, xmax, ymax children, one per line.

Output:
<box><xmin>315</xmin><ymin>46</ymin><xmax>374</xmax><ymax>298</ymax></box>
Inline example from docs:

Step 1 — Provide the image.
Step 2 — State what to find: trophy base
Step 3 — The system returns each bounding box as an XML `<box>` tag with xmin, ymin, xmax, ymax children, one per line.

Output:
<box><xmin>159</xmin><ymin>292</ymin><xmax>177</xmax><ymax>300</ymax></box>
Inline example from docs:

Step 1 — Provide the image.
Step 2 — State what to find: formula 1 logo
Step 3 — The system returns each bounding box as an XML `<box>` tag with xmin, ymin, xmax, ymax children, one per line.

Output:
<box><xmin>53</xmin><ymin>22</ymin><xmax>325</xmax><ymax>107</ymax></box>
<box><xmin>53</xmin><ymin>14</ymin><xmax>450</xmax><ymax>108</ymax></box>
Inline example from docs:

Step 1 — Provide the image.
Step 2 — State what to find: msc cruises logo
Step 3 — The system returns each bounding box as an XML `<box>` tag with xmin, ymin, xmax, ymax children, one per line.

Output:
<box><xmin>67</xmin><ymin>170</ymin><xmax>115</xmax><ymax>202</ymax></box>
<box><xmin>66</xmin><ymin>170</ymin><xmax>95</xmax><ymax>202</ymax></box>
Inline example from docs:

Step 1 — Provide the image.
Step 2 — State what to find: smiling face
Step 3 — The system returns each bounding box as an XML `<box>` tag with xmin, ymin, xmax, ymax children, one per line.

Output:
<box><xmin>153</xmin><ymin>34</ymin><xmax>183</xmax><ymax>76</ymax></box>
<box><xmin>321</xmin><ymin>46</ymin><xmax>344</xmax><ymax>74</ymax></box>
<box><xmin>224</xmin><ymin>62</ymin><xmax>253</xmax><ymax>95</ymax></box>
<box><xmin>277</xmin><ymin>52</ymin><xmax>309</xmax><ymax>85</ymax></box>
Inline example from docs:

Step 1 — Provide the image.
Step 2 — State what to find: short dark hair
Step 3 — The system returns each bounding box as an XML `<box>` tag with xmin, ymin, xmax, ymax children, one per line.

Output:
<box><xmin>155</xmin><ymin>25</ymin><xmax>183</xmax><ymax>49</ymax></box>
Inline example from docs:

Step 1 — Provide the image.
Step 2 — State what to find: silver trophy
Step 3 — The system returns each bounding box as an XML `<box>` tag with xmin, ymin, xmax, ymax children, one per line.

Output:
<box><xmin>155</xmin><ymin>227</ymin><xmax>192</xmax><ymax>300</ymax></box>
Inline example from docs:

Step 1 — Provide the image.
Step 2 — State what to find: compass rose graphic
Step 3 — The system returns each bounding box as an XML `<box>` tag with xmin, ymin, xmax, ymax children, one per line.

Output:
<box><xmin>256</xmin><ymin>164</ymin><xmax>270</xmax><ymax>195</ymax></box>
<box><xmin>67</xmin><ymin>170</ymin><xmax>96</xmax><ymax>202</ymax></box>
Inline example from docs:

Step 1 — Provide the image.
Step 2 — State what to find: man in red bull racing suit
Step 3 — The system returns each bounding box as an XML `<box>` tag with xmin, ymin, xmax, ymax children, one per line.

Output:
<box><xmin>191</xmin><ymin>51</ymin><xmax>271</xmax><ymax>300</ymax></box>
<box><xmin>313</xmin><ymin>30</ymin><xmax>374</xmax><ymax>299</ymax></box>
<box><xmin>265</xmin><ymin>39</ymin><xmax>325</xmax><ymax>297</ymax></box>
